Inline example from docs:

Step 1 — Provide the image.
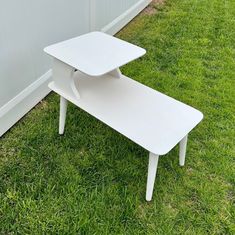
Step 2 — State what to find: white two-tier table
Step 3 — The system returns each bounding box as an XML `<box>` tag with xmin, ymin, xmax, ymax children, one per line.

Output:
<box><xmin>44</xmin><ymin>32</ymin><xmax>203</xmax><ymax>201</ymax></box>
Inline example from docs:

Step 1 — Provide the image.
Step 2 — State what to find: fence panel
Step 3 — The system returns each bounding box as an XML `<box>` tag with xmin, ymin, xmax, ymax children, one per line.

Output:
<box><xmin>91</xmin><ymin>0</ymin><xmax>141</xmax><ymax>30</ymax></box>
<box><xmin>0</xmin><ymin>0</ymin><xmax>150</xmax><ymax>136</ymax></box>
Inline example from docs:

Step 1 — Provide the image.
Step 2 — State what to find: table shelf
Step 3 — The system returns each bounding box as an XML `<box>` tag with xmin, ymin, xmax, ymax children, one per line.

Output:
<box><xmin>49</xmin><ymin>72</ymin><xmax>203</xmax><ymax>155</ymax></box>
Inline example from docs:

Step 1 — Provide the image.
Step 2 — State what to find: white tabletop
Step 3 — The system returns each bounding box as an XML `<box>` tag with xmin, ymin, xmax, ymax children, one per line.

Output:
<box><xmin>49</xmin><ymin>72</ymin><xmax>203</xmax><ymax>155</ymax></box>
<box><xmin>44</xmin><ymin>32</ymin><xmax>146</xmax><ymax>76</ymax></box>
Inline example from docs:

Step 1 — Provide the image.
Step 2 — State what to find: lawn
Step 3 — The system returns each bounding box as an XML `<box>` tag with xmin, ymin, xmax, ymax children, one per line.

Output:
<box><xmin>0</xmin><ymin>0</ymin><xmax>234</xmax><ymax>234</ymax></box>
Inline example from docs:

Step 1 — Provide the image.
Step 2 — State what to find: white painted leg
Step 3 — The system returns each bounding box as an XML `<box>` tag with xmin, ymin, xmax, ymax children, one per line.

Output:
<box><xmin>179</xmin><ymin>135</ymin><xmax>188</xmax><ymax>166</ymax></box>
<box><xmin>59</xmin><ymin>96</ymin><xmax>68</xmax><ymax>135</ymax></box>
<box><xmin>146</xmin><ymin>152</ymin><xmax>159</xmax><ymax>201</ymax></box>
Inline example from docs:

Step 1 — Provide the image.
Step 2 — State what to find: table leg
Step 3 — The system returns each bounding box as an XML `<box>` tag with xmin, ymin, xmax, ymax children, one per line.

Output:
<box><xmin>146</xmin><ymin>152</ymin><xmax>159</xmax><ymax>201</ymax></box>
<box><xmin>179</xmin><ymin>134</ymin><xmax>188</xmax><ymax>166</ymax></box>
<box><xmin>59</xmin><ymin>96</ymin><xmax>68</xmax><ymax>135</ymax></box>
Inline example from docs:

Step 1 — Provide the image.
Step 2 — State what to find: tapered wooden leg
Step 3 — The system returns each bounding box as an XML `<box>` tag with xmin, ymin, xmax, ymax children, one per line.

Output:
<box><xmin>59</xmin><ymin>96</ymin><xmax>68</xmax><ymax>135</ymax></box>
<box><xmin>146</xmin><ymin>152</ymin><xmax>159</xmax><ymax>201</ymax></box>
<box><xmin>179</xmin><ymin>135</ymin><xmax>188</xmax><ymax>166</ymax></box>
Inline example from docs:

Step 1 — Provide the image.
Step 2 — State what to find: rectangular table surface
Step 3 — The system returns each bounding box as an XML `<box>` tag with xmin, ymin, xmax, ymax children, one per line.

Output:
<box><xmin>49</xmin><ymin>73</ymin><xmax>203</xmax><ymax>155</ymax></box>
<box><xmin>44</xmin><ymin>32</ymin><xmax>146</xmax><ymax>77</ymax></box>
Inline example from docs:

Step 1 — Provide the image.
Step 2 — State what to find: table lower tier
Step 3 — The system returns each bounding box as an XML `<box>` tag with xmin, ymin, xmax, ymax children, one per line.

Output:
<box><xmin>49</xmin><ymin>72</ymin><xmax>203</xmax><ymax>155</ymax></box>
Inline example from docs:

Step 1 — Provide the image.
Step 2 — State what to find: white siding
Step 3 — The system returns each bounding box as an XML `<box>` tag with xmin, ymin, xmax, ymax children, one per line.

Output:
<box><xmin>0</xmin><ymin>0</ymin><xmax>150</xmax><ymax>136</ymax></box>
<box><xmin>0</xmin><ymin>0</ymin><xmax>90</xmax><ymax>107</ymax></box>
<box><xmin>93</xmin><ymin>0</ymin><xmax>140</xmax><ymax>29</ymax></box>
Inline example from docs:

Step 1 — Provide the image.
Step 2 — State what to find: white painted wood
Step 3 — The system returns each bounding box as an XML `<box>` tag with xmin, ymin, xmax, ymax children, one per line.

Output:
<box><xmin>146</xmin><ymin>153</ymin><xmax>159</xmax><ymax>201</ymax></box>
<box><xmin>49</xmin><ymin>71</ymin><xmax>203</xmax><ymax>155</ymax></box>
<box><xmin>44</xmin><ymin>32</ymin><xmax>146</xmax><ymax>77</ymax></box>
<box><xmin>179</xmin><ymin>135</ymin><xmax>188</xmax><ymax>166</ymax></box>
<box><xmin>102</xmin><ymin>0</ymin><xmax>151</xmax><ymax>35</ymax></box>
<box><xmin>108</xmin><ymin>68</ymin><xmax>122</xmax><ymax>78</ymax></box>
<box><xmin>59</xmin><ymin>96</ymin><xmax>68</xmax><ymax>135</ymax></box>
<box><xmin>46</xmin><ymin>32</ymin><xmax>203</xmax><ymax>201</ymax></box>
<box><xmin>52</xmin><ymin>59</ymin><xmax>80</xmax><ymax>100</ymax></box>
<box><xmin>45</xmin><ymin>30</ymin><xmax>203</xmax><ymax>154</ymax></box>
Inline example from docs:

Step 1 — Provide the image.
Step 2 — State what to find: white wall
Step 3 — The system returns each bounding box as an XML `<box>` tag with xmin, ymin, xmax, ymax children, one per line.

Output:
<box><xmin>0</xmin><ymin>0</ymin><xmax>150</xmax><ymax>136</ymax></box>
<box><xmin>94</xmin><ymin>0</ymin><xmax>142</xmax><ymax>29</ymax></box>
<box><xmin>0</xmin><ymin>0</ymin><xmax>90</xmax><ymax>107</ymax></box>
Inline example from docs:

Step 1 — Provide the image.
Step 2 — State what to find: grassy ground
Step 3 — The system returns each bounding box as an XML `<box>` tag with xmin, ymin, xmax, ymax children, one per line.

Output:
<box><xmin>1</xmin><ymin>0</ymin><xmax>235</xmax><ymax>234</ymax></box>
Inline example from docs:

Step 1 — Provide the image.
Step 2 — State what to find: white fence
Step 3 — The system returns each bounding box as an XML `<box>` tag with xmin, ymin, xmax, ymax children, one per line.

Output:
<box><xmin>0</xmin><ymin>0</ymin><xmax>150</xmax><ymax>136</ymax></box>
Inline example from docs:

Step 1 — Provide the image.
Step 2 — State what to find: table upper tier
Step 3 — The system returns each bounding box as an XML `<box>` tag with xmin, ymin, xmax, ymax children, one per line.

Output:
<box><xmin>44</xmin><ymin>32</ymin><xmax>146</xmax><ymax>76</ymax></box>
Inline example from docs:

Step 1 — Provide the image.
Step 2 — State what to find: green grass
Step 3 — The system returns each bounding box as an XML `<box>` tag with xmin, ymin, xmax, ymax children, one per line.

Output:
<box><xmin>1</xmin><ymin>0</ymin><xmax>235</xmax><ymax>234</ymax></box>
